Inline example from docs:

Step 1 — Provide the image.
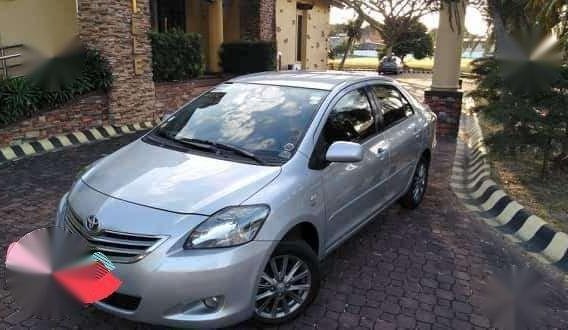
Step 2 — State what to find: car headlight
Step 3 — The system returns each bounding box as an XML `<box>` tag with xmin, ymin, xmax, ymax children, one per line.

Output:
<box><xmin>185</xmin><ymin>205</ymin><xmax>270</xmax><ymax>249</ymax></box>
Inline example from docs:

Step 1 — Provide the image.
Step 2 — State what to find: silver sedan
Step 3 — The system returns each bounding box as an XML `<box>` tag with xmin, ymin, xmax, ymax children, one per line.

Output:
<box><xmin>56</xmin><ymin>71</ymin><xmax>436</xmax><ymax>328</ymax></box>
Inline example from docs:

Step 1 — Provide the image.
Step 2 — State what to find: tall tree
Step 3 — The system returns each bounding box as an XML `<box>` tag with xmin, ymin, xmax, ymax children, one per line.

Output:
<box><xmin>471</xmin><ymin>0</ymin><xmax>568</xmax><ymax>176</ymax></box>
<box><xmin>391</xmin><ymin>19</ymin><xmax>434</xmax><ymax>61</ymax></box>
<box><xmin>527</xmin><ymin>0</ymin><xmax>567</xmax><ymax>57</ymax></box>
<box><xmin>339</xmin><ymin>17</ymin><xmax>364</xmax><ymax>70</ymax></box>
<box><xmin>337</xmin><ymin>0</ymin><xmax>439</xmax><ymax>55</ymax></box>
<box><xmin>480</xmin><ymin>0</ymin><xmax>563</xmax><ymax>59</ymax></box>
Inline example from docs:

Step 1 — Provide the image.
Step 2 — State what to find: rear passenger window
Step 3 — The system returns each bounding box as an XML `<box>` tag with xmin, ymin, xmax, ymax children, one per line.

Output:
<box><xmin>322</xmin><ymin>89</ymin><xmax>375</xmax><ymax>144</ymax></box>
<box><xmin>371</xmin><ymin>85</ymin><xmax>413</xmax><ymax>128</ymax></box>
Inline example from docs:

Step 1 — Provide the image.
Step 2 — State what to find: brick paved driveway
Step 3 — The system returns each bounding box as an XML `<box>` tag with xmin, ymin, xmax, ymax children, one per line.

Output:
<box><xmin>1</xmin><ymin>75</ymin><xmax>567</xmax><ymax>329</ymax></box>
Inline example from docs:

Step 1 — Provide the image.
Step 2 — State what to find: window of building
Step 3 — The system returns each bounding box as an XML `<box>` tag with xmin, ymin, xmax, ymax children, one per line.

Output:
<box><xmin>296</xmin><ymin>13</ymin><xmax>304</xmax><ymax>62</ymax></box>
<box><xmin>152</xmin><ymin>0</ymin><xmax>186</xmax><ymax>32</ymax></box>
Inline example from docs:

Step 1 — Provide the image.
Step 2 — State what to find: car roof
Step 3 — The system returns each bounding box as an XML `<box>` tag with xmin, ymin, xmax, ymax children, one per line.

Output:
<box><xmin>228</xmin><ymin>71</ymin><xmax>395</xmax><ymax>91</ymax></box>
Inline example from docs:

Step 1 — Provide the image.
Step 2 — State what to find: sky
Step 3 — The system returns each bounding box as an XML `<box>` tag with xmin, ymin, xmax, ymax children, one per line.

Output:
<box><xmin>330</xmin><ymin>5</ymin><xmax>489</xmax><ymax>36</ymax></box>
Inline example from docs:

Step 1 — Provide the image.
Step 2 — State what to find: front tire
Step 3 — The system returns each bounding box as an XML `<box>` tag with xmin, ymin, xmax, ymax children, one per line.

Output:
<box><xmin>253</xmin><ymin>241</ymin><xmax>320</xmax><ymax>325</ymax></box>
<box><xmin>400</xmin><ymin>156</ymin><xmax>429</xmax><ymax>209</ymax></box>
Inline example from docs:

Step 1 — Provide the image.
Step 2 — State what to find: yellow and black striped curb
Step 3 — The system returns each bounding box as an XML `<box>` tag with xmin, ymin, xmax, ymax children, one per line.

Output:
<box><xmin>0</xmin><ymin>121</ymin><xmax>158</xmax><ymax>165</ymax></box>
<box><xmin>450</xmin><ymin>111</ymin><xmax>568</xmax><ymax>272</ymax></box>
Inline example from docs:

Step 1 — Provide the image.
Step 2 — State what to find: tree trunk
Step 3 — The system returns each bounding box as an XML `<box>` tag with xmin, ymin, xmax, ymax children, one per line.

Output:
<box><xmin>339</xmin><ymin>17</ymin><xmax>363</xmax><ymax>71</ymax></box>
<box><xmin>563</xmin><ymin>123</ymin><xmax>568</xmax><ymax>155</ymax></box>
<box><xmin>385</xmin><ymin>46</ymin><xmax>393</xmax><ymax>57</ymax></box>
<box><xmin>339</xmin><ymin>37</ymin><xmax>354</xmax><ymax>71</ymax></box>
<box><xmin>541</xmin><ymin>137</ymin><xmax>553</xmax><ymax>179</ymax></box>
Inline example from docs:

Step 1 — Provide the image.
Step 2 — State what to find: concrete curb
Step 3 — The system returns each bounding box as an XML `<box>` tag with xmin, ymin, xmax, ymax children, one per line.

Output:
<box><xmin>0</xmin><ymin>121</ymin><xmax>158</xmax><ymax>165</ymax></box>
<box><xmin>451</xmin><ymin>111</ymin><xmax>568</xmax><ymax>272</ymax></box>
<box><xmin>337</xmin><ymin>68</ymin><xmax>434</xmax><ymax>74</ymax></box>
<box><xmin>328</xmin><ymin>67</ymin><xmax>478</xmax><ymax>79</ymax></box>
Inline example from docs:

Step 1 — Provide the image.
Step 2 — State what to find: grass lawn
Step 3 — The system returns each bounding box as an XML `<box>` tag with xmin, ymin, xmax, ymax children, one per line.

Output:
<box><xmin>328</xmin><ymin>56</ymin><xmax>474</xmax><ymax>73</ymax></box>
<box><xmin>478</xmin><ymin>114</ymin><xmax>568</xmax><ymax>232</ymax></box>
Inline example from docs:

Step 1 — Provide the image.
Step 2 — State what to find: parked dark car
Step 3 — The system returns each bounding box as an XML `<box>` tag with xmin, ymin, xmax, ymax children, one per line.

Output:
<box><xmin>378</xmin><ymin>56</ymin><xmax>404</xmax><ymax>75</ymax></box>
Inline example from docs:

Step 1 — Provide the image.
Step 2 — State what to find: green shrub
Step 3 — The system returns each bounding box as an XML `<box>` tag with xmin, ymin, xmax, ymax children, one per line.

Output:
<box><xmin>220</xmin><ymin>41</ymin><xmax>276</xmax><ymax>74</ymax></box>
<box><xmin>0</xmin><ymin>47</ymin><xmax>112</xmax><ymax>127</ymax></box>
<box><xmin>471</xmin><ymin>58</ymin><xmax>568</xmax><ymax>177</ymax></box>
<box><xmin>82</xmin><ymin>48</ymin><xmax>113</xmax><ymax>91</ymax></box>
<box><xmin>149</xmin><ymin>30</ymin><xmax>204</xmax><ymax>82</ymax></box>
<box><xmin>0</xmin><ymin>77</ymin><xmax>41</xmax><ymax>125</ymax></box>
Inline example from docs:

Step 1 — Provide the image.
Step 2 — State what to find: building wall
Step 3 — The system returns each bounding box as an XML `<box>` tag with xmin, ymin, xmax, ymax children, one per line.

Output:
<box><xmin>275</xmin><ymin>0</ymin><xmax>330</xmax><ymax>70</ymax></box>
<box><xmin>77</xmin><ymin>0</ymin><xmax>157</xmax><ymax>125</ymax></box>
<box><xmin>0</xmin><ymin>78</ymin><xmax>227</xmax><ymax>147</ymax></box>
<box><xmin>240</xmin><ymin>0</ymin><xmax>275</xmax><ymax>41</ymax></box>
<box><xmin>304</xmin><ymin>0</ymin><xmax>330</xmax><ymax>70</ymax></box>
<box><xmin>0</xmin><ymin>0</ymin><xmax>78</xmax><ymax>57</ymax></box>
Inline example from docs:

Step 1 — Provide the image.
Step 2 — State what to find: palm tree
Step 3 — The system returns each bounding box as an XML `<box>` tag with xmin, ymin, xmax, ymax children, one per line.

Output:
<box><xmin>338</xmin><ymin>17</ymin><xmax>364</xmax><ymax>70</ymax></box>
<box><xmin>527</xmin><ymin>0</ymin><xmax>567</xmax><ymax>55</ymax></box>
<box><xmin>482</xmin><ymin>0</ymin><xmax>563</xmax><ymax>60</ymax></box>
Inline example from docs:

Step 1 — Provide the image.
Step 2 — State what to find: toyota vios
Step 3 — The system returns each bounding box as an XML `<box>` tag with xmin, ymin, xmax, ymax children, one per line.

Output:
<box><xmin>56</xmin><ymin>72</ymin><xmax>436</xmax><ymax>328</ymax></box>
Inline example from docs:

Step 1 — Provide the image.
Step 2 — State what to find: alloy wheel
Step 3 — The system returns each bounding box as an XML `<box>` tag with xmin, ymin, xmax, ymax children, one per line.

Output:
<box><xmin>255</xmin><ymin>255</ymin><xmax>312</xmax><ymax>319</ymax></box>
<box><xmin>412</xmin><ymin>162</ymin><xmax>427</xmax><ymax>202</ymax></box>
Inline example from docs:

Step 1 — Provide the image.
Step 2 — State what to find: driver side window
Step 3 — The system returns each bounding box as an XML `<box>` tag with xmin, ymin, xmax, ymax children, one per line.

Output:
<box><xmin>309</xmin><ymin>89</ymin><xmax>375</xmax><ymax>170</ymax></box>
<box><xmin>322</xmin><ymin>89</ymin><xmax>375</xmax><ymax>145</ymax></box>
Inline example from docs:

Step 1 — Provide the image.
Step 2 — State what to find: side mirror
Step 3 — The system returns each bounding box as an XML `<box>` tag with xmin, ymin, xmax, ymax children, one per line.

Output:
<box><xmin>325</xmin><ymin>141</ymin><xmax>363</xmax><ymax>163</ymax></box>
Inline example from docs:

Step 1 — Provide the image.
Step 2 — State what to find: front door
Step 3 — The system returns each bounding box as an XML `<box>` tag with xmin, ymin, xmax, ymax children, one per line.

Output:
<box><xmin>317</xmin><ymin>88</ymin><xmax>391</xmax><ymax>250</ymax></box>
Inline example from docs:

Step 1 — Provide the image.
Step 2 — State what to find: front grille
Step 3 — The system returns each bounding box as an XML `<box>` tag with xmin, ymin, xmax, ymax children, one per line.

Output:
<box><xmin>100</xmin><ymin>292</ymin><xmax>141</xmax><ymax>311</ymax></box>
<box><xmin>64</xmin><ymin>207</ymin><xmax>166</xmax><ymax>263</ymax></box>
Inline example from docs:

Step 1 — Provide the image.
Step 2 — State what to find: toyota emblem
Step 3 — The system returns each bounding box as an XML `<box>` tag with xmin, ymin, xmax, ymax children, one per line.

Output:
<box><xmin>85</xmin><ymin>215</ymin><xmax>100</xmax><ymax>233</ymax></box>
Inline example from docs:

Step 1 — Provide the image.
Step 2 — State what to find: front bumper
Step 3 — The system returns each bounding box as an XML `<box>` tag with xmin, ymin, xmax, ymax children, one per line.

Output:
<box><xmin>378</xmin><ymin>65</ymin><xmax>400</xmax><ymax>73</ymax></box>
<box><xmin>96</xmin><ymin>239</ymin><xmax>274</xmax><ymax>328</ymax></box>
<box><xmin>55</xmin><ymin>190</ymin><xmax>276</xmax><ymax>328</ymax></box>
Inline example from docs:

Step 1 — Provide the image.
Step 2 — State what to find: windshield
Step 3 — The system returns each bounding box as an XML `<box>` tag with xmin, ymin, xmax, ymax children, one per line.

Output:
<box><xmin>154</xmin><ymin>83</ymin><xmax>328</xmax><ymax>164</ymax></box>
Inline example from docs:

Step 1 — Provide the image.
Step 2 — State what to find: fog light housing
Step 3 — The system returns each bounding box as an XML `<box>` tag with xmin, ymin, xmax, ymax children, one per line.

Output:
<box><xmin>203</xmin><ymin>296</ymin><xmax>222</xmax><ymax>309</ymax></box>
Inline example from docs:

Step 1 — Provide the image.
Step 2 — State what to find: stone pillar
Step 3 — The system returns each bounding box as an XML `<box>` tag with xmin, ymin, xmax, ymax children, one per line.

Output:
<box><xmin>224</xmin><ymin>0</ymin><xmax>241</xmax><ymax>42</ymax></box>
<box><xmin>208</xmin><ymin>0</ymin><xmax>224</xmax><ymax>72</ymax></box>
<box><xmin>239</xmin><ymin>0</ymin><xmax>275</xmax><ymax>41</ymax></box>
<box><xmin>77</xmin><ymin>0</ymin><xmax>157</xmax><ymax>125</ymax></box>
<box><xmin>240</xmin><ymin>1</ymin><xmax>259</xmax><ymax>40</ymax></box>
<box><xmin>259</xmin><ymin>0</ymin><xmax>276</xmax><ymax>41</ymax></box>
<box><xmin>426</xmin><ymin>0</ymin><xmax>467</xmax><ymax>137</ymax></box>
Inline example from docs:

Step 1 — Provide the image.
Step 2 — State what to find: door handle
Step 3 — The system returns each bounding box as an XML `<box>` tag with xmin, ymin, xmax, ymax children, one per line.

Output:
<box><xmin>377</xmin><ymin>147</ymin><xmax>387</xmax><ymax>154</ymax></box>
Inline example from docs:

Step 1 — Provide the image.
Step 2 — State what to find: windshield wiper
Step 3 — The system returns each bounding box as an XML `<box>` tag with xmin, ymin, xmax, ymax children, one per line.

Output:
<box><xmin>155</xmin><ymin>130</ymin><xmax>265</xmax><ymax>165</ymax></box>
<box><xmin>156</xmin><ymin>131</ymin><xmax>215</xmax><ymax>151</ymax></box>
<box><xmin>209</xmin><ymin>141</ymin><xmax>266</xmax><ymax>165</ymax></box>
<box><xmin>189</xmin><ymin>139</ymin><xmax>266</xmax><ymax>165</ymax></box>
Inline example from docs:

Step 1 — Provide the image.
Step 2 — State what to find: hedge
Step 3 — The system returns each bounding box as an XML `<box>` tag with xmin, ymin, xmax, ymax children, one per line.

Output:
<box><xmin>220</xmin><ymin>41</ymin><xmax>276</xmax><ymax>74</ymax></box>
<box><xmin>149</xmin><ymin>30</ymin><xmax>204</xmax><ymax>82</ymax></box>
<box><xmin>0</xmin><ymin>48</ymin><xmax>112</xmax><ymax>127</ymax></box>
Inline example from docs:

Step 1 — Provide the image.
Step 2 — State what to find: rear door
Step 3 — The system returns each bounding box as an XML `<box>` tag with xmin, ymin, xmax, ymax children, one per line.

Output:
<box><xmin>369</xmin><ymin>84</ymin><xmax>420</xmax><ymax>196</ymax></box>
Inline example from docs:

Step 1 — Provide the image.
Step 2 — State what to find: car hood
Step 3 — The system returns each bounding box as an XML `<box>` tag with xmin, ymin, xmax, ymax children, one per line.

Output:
<box><xmin>81</xmin><ymin>140</ymin><xmax>281</xmax><ymax>215</ymax></box>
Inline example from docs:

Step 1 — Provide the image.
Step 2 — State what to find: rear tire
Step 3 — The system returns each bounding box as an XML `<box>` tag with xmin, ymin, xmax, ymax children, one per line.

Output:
<box><xmin>400</xmin><ymin>156</ymin><xmax>429</xmax><ymax>209</ymax></box>
<box><xmin>252</xmin><ymin>241</ymin><xmax>321</xmax><ymax>326</ymax></box>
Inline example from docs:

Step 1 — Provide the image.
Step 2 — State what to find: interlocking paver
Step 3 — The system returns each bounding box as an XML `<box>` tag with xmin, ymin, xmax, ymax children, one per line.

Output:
<box><xmin>0</xmin><ymin>75</ymin><xmax>567</xmax><ymax>329</ymax></box>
